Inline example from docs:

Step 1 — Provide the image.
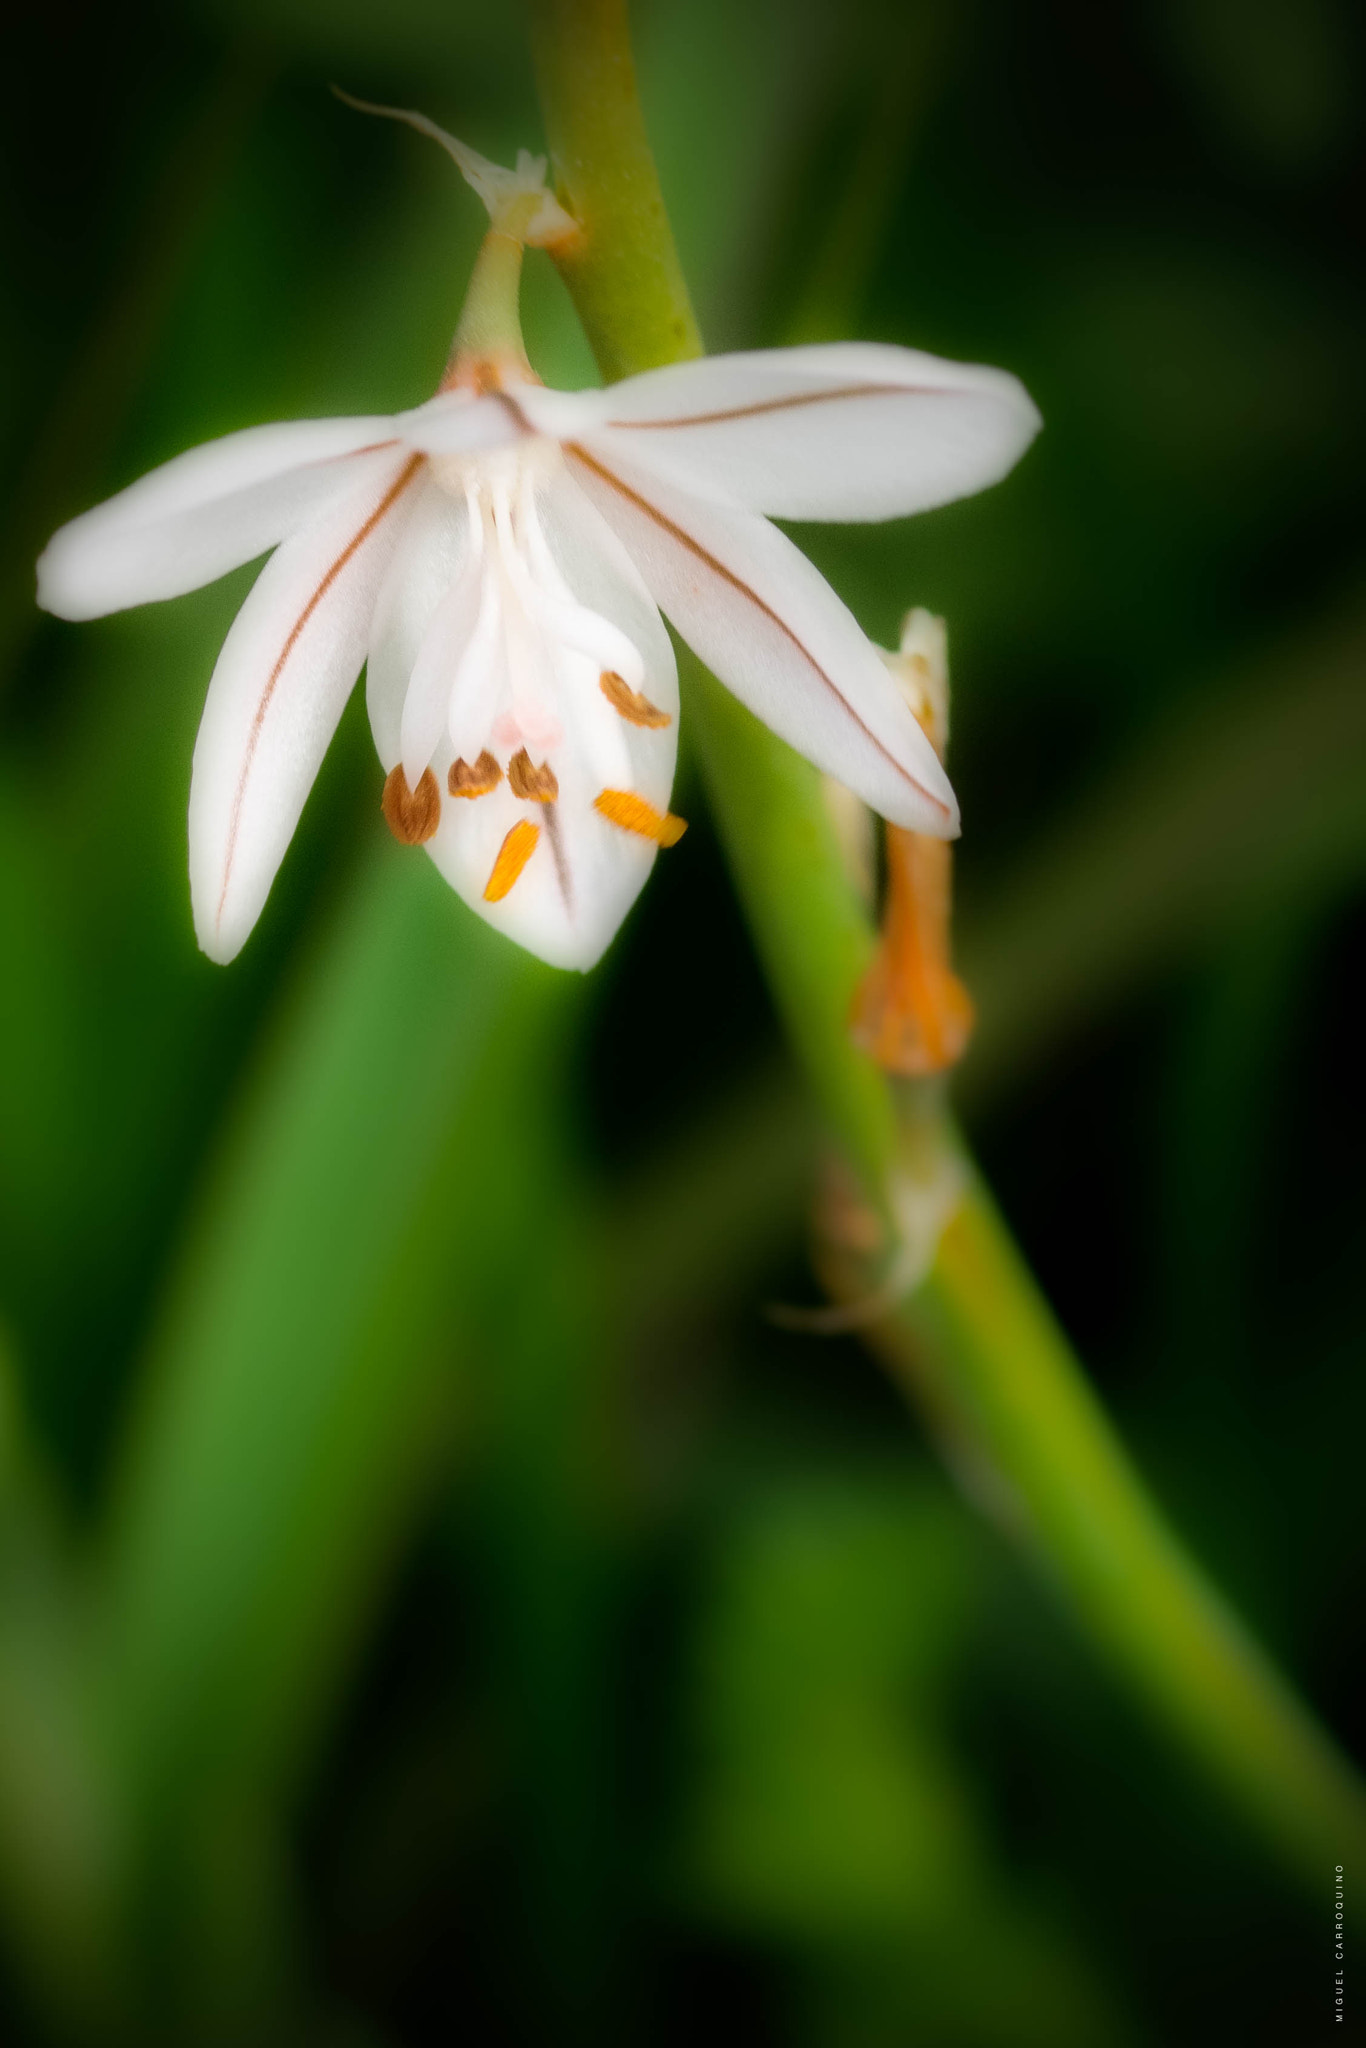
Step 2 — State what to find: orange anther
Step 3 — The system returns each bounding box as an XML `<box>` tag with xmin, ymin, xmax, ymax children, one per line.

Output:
<box><xmin>483</xmin><ymin>819</ymin><xmax>540</xmax><ymax>901</ymax></box>
<box><xmin>594</xmin><ymin>788</ymin><xmax>687</xmax><ymax>847</ymax></box>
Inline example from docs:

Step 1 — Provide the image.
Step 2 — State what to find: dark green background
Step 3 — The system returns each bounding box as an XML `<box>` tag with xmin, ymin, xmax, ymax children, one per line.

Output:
<box><xmin>1</xmin><ymin>0</ymin><xmax>1363</xmax><ymax>2041</ymax></box>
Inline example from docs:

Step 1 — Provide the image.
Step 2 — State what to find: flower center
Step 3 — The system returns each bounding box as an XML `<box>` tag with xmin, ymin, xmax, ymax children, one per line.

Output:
<box><xmin>409</xmin><ymin>444</ymin><xmax>649</xmax><ymax>790</ymax></box>
<box><xmin>386</xmin><ymin>444</ymin><xmax>685</xmax><ymax>907</ymax></box>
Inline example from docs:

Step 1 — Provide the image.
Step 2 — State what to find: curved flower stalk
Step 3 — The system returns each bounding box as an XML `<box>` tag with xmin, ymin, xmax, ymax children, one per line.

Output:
<box><xmin>37</xmin><ymin>114</ymin><xmax>1039</xmax><ymax>971</ymax></box>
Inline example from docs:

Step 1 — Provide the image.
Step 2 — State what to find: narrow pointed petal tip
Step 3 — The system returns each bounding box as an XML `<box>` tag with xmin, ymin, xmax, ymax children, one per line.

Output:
<box><xmin>34</xmin><ymin>415</ymin><xmax>408</xmax><ymax>623</ymax></box>
<box><xmin>34</xmin><ymin>399</ymin><xmax>518</xmax><ymax>627</ymax></box>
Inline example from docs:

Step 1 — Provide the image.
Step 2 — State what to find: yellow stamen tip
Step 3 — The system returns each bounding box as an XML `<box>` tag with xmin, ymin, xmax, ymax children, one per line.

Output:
<box><xmin>594</xmin><ymin>788</ymin><xmax>687</xmax><ymax>847</ymax></box>
<box><xmin>484</xmin><ymin>819</ymin><xmax>540</xmax><ymax>901</ymax></box>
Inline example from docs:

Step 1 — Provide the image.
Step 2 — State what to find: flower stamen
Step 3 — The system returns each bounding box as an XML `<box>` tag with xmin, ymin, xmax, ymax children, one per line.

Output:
<box><xmin>484</xmin><ymin>819</ymin><xmax>540</xmax><ymax>900</ymax></box>
<box><xmin>507</xmin><ymin>748</ymin><xmax>559</xmax><ymax>801</ymax></box>
<box><xmin>594</xmin><ymin>789</ymin><xmax>687</xmax><ymax>846</ymax></box>
<box><xmin>599</xmin><ymin>669</ymin><xmax>672</xmax><ymax>729</ymax></box>
<box><xmin>382</xmin><ymin>765</ymin><xmax>442</xmax><ymax>844</ymax></box>
<box><xmin>448</xmin><ymin>750</ymin><xmax>503</xmax><ymax>797</ymax></box>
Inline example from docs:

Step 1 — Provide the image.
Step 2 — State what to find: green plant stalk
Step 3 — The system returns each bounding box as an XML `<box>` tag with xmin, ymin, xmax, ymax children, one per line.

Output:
<box><xmin>885</xmin><ymin>1189</ymin><xmax>1366</xmax><ymax>1882</ymax></box>
<box><xmin>528</xmin><ymin>0</ymin><xmax>1366</xmax><ymax>1886</ymax></box>
<box><xmin>530</xmin><ymin>0</ymin><xmax>702</xmax><ymax>379</ymax></box>
<box><xmin>682</xmin><ymin>660</ymin><xmax>896</xmax><ymax>1198</ymax></box>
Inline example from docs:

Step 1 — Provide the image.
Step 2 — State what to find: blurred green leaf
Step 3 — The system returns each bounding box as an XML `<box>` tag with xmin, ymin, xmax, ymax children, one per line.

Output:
<box><xmin>962</xmin><ymin>588</ymin><xmax>1366</xmax><ymax>1110</ymax></box>
<box><xmin>86</xmin><ymin>852</ymin><xmax>576</xmax><ymax>2012</ymax></box>
<box><xmin>679</xmin><ymin>1467</ymin><xmax>1140</xmax><ymax>2046</ymax></box>
<box><xmin>1158</xmin><ymin>0</ymin><xmax>1358</xmax><ymax>172</ymax></box>
<box><xmin>0</xmin><ymin>1340</ymin><xmax>131</xmax><ymax>2040</ymax></box>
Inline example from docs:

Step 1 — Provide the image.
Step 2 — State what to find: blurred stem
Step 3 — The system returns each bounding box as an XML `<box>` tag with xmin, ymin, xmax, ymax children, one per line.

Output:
<box><xmin>682</xmin><ymin>660</ymin><xmax>895</xmax><ymax>1200</ymax></box>
<box><xmin>859</xmin><ymin>1189</ymin><xmax>1366</xmax><ymax>1887</ymax></box>
<box><xmin>530</xmin><ymin>0</ymin><xmax>1366</xmax><ymax>1889</ymax></box>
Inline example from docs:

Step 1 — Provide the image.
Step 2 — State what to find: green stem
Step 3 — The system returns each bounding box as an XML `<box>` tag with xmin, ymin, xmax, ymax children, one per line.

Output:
<box><xmin>528</xmin><ymin>0</ymin><xmax>1366</xmax><ymax>1887</ymax></box>
<box><xmin>683</xmin><ymin>660</ymin><xmax>895</xmax><ymax>1200</ymax></box>
<box><xmin>528</xmin><ymin>0</ymin><xmax>702</xmax><ymax>379</ymax></box>
<box><xmin>888</xmin><ymin>1186</ymin><xmax>1366</xmax><ymax>1884</ymax></box>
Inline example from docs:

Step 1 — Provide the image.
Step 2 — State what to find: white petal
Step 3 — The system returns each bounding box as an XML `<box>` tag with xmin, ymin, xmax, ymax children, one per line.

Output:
<box><xmin>392</xmin><ymin>389</ymin><xmax>532</xmax><ymax>458</ymax></box>
<box><xmin>528</xmin><ymin>589</ymin><xmax>645</xmax><ymax>688</ymax></box>
<box><xmin>361</xmin><ymin>478</ymin><xmax>482</xmax><ymax>782</ymax></box>
<box><xmin>446</xmin><ymin>568</ymin><xmax>507</xmax><ymax>761</ymax></box>
<box><xmin>365</xmin><ymin>481</ymin><xmax>469</xmax><ymax>767</ymax></box>
<box><xmin>401</xmin><ymin>541</ymin><xmax>486</xmax><ymax>785</ymax></box>
<box><xmin>36</xmin><ymin>415</ymin><xmax>407</xmax><ymax>621</ymax></box>
<box><xmin>190</xmin><ymin>447</ymin><xmax>422</xmax><ymax>962</ymax></box>
<box><xmin>532</xmin><ymin>467</ymin><xmax>678</xmax><ymax>804</ymax></box>
<box><xmin>520</xmin><ymin>342</ymin><xmax>1040</xmax><ymax>522</ymax></box>
<box><xmin>567</xmin><ymin>443</ymin><xmax>957</xmax><ymax>834</ymax></box>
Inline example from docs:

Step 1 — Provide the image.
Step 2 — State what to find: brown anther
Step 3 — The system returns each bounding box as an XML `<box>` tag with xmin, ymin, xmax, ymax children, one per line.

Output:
<box><xmin>484</xmin><ymin>819</ymin><xmax>540</xmax><ymax>902</ymax></box>
<box><xmin>507</xmin><ymin>748</ymin><xmax>559</xmax><ymax>802</ymax></box>
<box><xmin>382</xmin><ymin>765</ymin><xmax>441</xmax><ymax>845</ymax></box>
<box><xmin>593</xmin><ymin>789</ymin><xmax>687</xmax><ymax>847</ymax></box>
<box><xmin>850</xmin><ymin>826</ymin><xmax>974</xmax><ymax>1076</ymax></box>
<box><xmin>599</xmin><ymin>669</ymin><xmax>672</xmax><ymax>729</ymax></box>
<box><xmin>448</xmin><ymin>750</ymin><xmax>503</xmax><ymax>799</ymax></box>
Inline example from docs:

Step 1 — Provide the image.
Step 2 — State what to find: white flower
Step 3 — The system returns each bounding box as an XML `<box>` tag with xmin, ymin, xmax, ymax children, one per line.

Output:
<box><xmin>36</xmin><ymin>116</ymin><xmax>1039</xmax><ymax>972</ymax></box>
